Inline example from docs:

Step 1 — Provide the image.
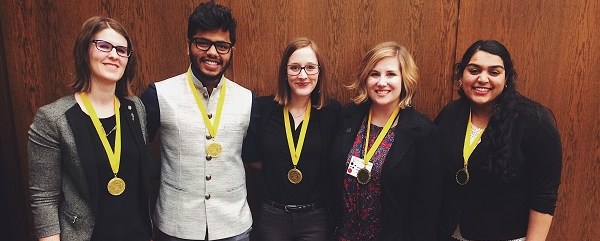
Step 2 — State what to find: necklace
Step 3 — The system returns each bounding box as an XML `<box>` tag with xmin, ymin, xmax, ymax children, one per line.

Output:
<box><xmin>104</xmin><ymin>125</ymin><xmax>117</xmax><ymax>136</ymax></box>
<box><xmin>290</xmin><ymin>108</ymin><xmax>306</xmax><ymax>118</ymax></box>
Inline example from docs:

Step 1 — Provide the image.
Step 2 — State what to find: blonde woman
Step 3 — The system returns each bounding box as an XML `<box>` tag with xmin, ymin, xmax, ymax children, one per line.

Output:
<box><xmin>328</xmin><ymin>42</ymin><xmax>440</xmax><ymax>241</ymax></box>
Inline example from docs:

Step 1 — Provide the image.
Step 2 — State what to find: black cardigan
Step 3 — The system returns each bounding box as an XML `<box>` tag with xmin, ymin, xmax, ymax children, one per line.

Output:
<box><xmin>435</xmin><ymin>97</ymin><xmax>562</xmax><ymax>240</ymax></box>
<box><xmin>327</xmin><ymin>102</ymin><xmax>441</xmax><ymax>241</ymax></box>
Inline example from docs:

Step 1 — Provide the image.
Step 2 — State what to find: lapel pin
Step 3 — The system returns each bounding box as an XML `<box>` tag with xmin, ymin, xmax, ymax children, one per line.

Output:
<box><xmin>131</xmin><ymin>113</ymin><xmax>135</xmax><ymax>121</ymax></box>
<box><xmin>128</xmin><ymin>105</ymin><xmax>132</xmax><ymax>110</ymax></box>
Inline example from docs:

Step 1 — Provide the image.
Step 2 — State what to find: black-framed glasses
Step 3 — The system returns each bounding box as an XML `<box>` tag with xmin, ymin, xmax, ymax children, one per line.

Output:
<box><xmin>286</xmin><ymin>64</ymin><xmax>320</xmax><ymax>76</ymax></box>
<box><xmin>91</xmin><ymin>40</ymin><xmax>132</xmax><ymax>57</ymax></box>
<box><xmin>191</xmin><ymin>38</ymin><xmax>233</xmax><ymax>54</ymax></box>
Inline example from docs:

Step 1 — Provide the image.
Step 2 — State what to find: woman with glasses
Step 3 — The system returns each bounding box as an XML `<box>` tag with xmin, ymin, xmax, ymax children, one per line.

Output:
<box><xmin>28</xmin><ymin>16</ymin><xmax>152</xmax><ymax>241</ymax></box>
<box><xmin>247</xmin><ymin>37</ymin><xmax>340</xmax><ymax>240</ymax></box>
<box><xmin>435</xmin><ymin>40</ymin><xmax>562</xmax><ymax>241</ymax></box>
<box><xmin>327</xmin><ymin>42</ymin><xmax>441</xmax><ymax>240</ymax></box>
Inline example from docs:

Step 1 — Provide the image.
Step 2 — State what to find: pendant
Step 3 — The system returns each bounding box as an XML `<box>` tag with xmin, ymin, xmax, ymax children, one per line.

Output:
<box><xmin>206</xmin><ymin>141</ymin><xmax>222</xmax><ymax>157</ymax></box>
<box><xmin>455</xmin><ymin>167</ymin><xmax>470</xmax><ymax>185</ymax></box>
<box><xmin>357</xmin><ymin>168</ymin><xmax>371</xmax><ymax>185</ymax></box>
<box><xmin>287</xmin><ymin>167</ymin><xmax>303</xmax><ymax>184</ymax></box>
<box><xmin>107</xmin><ymin>177</ymin><xmax>126</xmax><ymax>196</ymax></box>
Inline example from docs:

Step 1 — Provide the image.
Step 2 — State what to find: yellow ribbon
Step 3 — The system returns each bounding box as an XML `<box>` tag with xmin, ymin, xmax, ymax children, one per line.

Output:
<box><xmin>187</xmin><ymin>66</ymin><xmax>227</xmax><ymax>139</ymax></box>
<box><xmin>80</xmin><ymin>92</ymin><xmax>121</xmax><ymax>176</ymax></box>
<box><xmin>362</xmin><ymin>106</ymin><xmax>400</xmax><ymax>165</ymax></box>
<box><xmin>463</xmin><ymin>112</ymin><xmax>485</xmax><ymax>166</ymax></box>
<box><xmin>283</xmin><ymin>100</ymin><xmax>312</xmax><ymax>167</ymax></box>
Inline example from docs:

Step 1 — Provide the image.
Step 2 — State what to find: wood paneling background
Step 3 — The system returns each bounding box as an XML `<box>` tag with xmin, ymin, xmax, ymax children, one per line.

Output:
<box><xmin>0</xmin><ymin>0</ymin><xmax>597</xmax><ymax>240</ymax></box>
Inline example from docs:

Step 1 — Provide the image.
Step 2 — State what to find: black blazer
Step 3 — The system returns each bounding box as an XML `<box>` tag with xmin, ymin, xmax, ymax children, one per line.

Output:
<box><xmin>435</xmin><ymin>98</ymin><xmax>562</xmax><ymax>240</ymax></box>
<box><xmin>328</xmin><ymin>102</ymin><xmax>441</xmax><ymax>241</ymax></box>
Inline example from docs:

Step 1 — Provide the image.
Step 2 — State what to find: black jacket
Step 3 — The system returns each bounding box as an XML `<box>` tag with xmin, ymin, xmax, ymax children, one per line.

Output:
<box><xmin>435</xmin><ymin>98</ymin><xmax>562</xmax><ymax>240</ymax></box>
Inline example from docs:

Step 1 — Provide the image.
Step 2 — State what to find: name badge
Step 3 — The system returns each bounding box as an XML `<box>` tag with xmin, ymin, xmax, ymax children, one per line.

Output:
<box><xmin>346</xmin><ymin>156</ymin><xmax>373</xmax><ymax>177</ymax></box>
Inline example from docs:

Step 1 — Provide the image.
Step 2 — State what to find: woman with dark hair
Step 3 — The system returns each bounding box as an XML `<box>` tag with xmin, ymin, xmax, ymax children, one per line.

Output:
<box><xmin>435</xmin><ymin>40</ymin><xmax>562</xmax><ymax>241</ymax></box>
<box><xmin>28</xmin><ymin>16</ymin><xmax>152</xmax><ymax>241</ymax></box>
<box><xmin>248</xmin><ymin>37</ymin><xmax>340</xmax><ymax>240</ymax></box>
<box><xmin>328</xmin><ymin>42</ymin><xmax>440</xmax><ymax>241</ymax></box>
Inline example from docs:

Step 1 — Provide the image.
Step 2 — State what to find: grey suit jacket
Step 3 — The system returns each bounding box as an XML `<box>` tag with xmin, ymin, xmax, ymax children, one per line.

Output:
<box><xmin>28</xmin><ymin>94</ymin><xmax>151</xmax><ymax>240</ymax></box>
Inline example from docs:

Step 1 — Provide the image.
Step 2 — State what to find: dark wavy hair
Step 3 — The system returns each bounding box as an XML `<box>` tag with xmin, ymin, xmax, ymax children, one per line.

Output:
<box><xmin>455</xmin><ymin>40</ymin><xmax>549</xmax><ymax>182</ymax></box>
<box><xmin>188</xmin><ymin>1</ymin><xmax>237</xmax><ymax>46</ymax></box>
<box><xmin>72</xmin><ymin>16</ymin><xmax>136</xmax><ymax>97</ymax></box>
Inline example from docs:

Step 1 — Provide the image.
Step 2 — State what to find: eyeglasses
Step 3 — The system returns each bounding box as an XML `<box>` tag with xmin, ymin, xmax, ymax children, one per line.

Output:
<box><xmin>191</xmin><ymin>38</ymin><xmax>233</xmax><ymax>54</ymax></box>
<box><xmin>91</xmin><ymin>40</ymin><xmax>132</xmax><ymax>57</ymax></box>
<box><xmin>286</xmin><ymin>64</ymin><xmax>320</xmax><ymax>76</ymax></box>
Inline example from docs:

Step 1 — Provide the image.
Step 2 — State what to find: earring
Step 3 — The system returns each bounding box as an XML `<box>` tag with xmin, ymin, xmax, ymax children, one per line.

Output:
<box><xmin>459</xmin><ymin>82</ymin><xmax>463</xmax><ymax>87</ymax></box>
<box><xmin>505</xmin><ymin>84</ymin><xmax>508</xmax><ymax>88</ymax></box>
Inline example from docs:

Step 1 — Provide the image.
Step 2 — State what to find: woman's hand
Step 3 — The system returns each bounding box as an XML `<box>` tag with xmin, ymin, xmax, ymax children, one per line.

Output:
<box><xmin>525</xmin><ymin>209</ymin><xmax>553</xmax><ymax>241</ymax></box>
<box><xmin>39</xmin><ymin>234</ymin><xmax>60</xmax><ymax>241</ymax></box>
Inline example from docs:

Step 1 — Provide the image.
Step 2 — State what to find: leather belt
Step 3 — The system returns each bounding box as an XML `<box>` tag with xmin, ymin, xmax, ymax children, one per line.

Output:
<box><xmin>264</xmin><ymin>200</ymin><xmax>325</xmax><ymax>213</ymax></box>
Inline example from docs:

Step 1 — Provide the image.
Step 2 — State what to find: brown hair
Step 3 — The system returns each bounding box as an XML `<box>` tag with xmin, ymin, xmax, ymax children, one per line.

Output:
<box><xmin>274</xmin><ymin>37</ymin><xmax>329</xmax><ymax>109</ymax></box>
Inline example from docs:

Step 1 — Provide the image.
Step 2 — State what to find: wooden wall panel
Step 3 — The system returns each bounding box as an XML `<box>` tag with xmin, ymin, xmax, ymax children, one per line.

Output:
<box><xmin>0</xmin><ymin>3</ymin><xmax>30</xmax><ymax>239</ymax></box>
<box><xmin>1</xmin><ymin>0</ymin><xmax>598</xmax><ymax>240</ymax></box>
<box><xmin>230</xmin><ymin>0</ymin><xmax>457</xmax><ymax>118</ymax></box>
<box><xmin>457</xmin><ymin>0</ymin><xmax>600</xmax><ymax>240</ymax></box>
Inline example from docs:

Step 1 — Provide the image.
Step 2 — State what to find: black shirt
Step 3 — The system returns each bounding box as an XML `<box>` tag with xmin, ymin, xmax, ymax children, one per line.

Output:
<box><xmin>260</xmin><ymin>105</ymin><xmax>325</xmax><ymax>205</ymax></box>
<box><xmin>75</xmin><ymin>108</ymin><xmax>151</xmax><ymax>241</ymax></box>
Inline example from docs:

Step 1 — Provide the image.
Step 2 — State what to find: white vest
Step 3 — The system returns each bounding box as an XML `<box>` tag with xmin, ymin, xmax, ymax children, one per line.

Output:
<box><xmin>153</xmin><ymin>73</ymin><xmax>252</xmax><ymax>240</ymax></box>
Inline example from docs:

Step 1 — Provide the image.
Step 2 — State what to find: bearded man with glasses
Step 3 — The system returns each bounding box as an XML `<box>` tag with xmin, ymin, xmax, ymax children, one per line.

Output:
<box><xmin>141</xmin><ymin>2</ymin><xmax>259</xmax><ymax>241</ymax></box>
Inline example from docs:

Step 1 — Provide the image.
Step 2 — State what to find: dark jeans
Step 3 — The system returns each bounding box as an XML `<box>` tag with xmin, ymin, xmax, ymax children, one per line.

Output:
<box><xmin>257</xmin><ymin>202</ymin><xmax>328</xmax><ymax>241</ymax></box>
<box><xmin>156</xmin><ymin>227</ymin><xmax>251</xmax><ymax>241</ymax></box>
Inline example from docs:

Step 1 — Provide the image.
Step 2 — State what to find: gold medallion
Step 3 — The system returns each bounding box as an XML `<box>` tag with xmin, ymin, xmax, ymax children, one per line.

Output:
<box><xmin>455</xmin><ymin>167</ymin><xmax>470</xmax><ymax>185</ymax></box>
<box><xmin>357</xmin><ymin>168</ymin><xmax>371</xmax><ymax>185</ymax></box>
<box><xmin>288</xmin><ymin>167</ymin><xmax>303</xmax><ymax>184</ymax></box>
<box><xmin>107</xmin><ymin>177</ymin><xmax>126</xmax><ymax>196</ymax></box>
<box><xmin>206</xmin><ymin>141</ymin><xmax>222</xmax><ymax>157</ymax></box>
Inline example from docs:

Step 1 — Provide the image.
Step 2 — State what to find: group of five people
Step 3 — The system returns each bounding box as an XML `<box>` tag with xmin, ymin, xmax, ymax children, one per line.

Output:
<box><xmin>28</xmin><ymin>1</ymin><xmax>562</xmax><ymax>241</ymax></box>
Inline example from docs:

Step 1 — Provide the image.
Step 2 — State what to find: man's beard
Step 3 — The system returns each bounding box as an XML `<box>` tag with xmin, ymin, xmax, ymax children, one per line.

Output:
<box><xmin>189</xmin><ymin>53</ymin><xmax>233</xmax><ymax>83</ymax></box>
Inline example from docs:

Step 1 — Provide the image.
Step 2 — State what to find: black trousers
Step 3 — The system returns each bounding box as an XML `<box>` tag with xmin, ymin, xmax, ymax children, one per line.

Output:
<box><xmin>257</xmin><ymin>202</ymin><xmax>328</xmax><ymax>241</ymax></box>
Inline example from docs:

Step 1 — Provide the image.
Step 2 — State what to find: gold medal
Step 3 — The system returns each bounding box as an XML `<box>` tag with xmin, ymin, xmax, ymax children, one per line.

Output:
<box><xmin>107</xmin><ymin>177</ymin><xmax>126</xmax><ymax>195</ymax></box>
<box><xmin>206</xmin><ymin>141</ymin><xmax>222</xmax><ymax>157</ymax></box>
<box><xmin>455</xmin><ymin>167</ymin><xmax>469</xmax><ymax>185</ymax></box>
<box><xmin>287</xmin><ymin>167</ymin><xmax>303</xmax><ymax>184</ymax></box>
<box><xmin>357</xmin><ymin>168</ymin><xmax>371</xmax><ymax>185</ymax></box>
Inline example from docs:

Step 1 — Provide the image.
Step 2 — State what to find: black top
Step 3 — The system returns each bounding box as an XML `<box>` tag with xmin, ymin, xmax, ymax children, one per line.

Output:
<box><xmin>435</xmin><ymin>97</ymin><xmax>562</xmax><ymax>240</ymax></box>
<box><xmin>74</xmin><ymin>108</ymin><xmax>151</xmax><ymax>241</ymax></box>
<box><xmin>256</xmin><ymin>95</ymin><xmax>340</xmax><ymax>205</ymax></box>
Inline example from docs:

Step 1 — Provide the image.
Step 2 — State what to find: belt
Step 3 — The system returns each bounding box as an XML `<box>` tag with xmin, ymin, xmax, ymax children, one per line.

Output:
<box><xmin>264</xmin><ymin>200</ymin><xmax>325</xmax><ymax>213</ymax></box>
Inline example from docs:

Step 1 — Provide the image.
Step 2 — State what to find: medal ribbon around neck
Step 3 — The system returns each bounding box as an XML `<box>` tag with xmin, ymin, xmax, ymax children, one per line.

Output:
<box><xmin>456</xmin><ymin>112</ymin><xmax>486</xmax><ymax>185</ymax></box>
<box><xmin>363</xmin><ymin>106</ymin><xmax>400</xmax><ymax>165</ymax></box>
<box><xmin>80</xmin><ymin>92</ymin><xmax>122</xmax><ymax>178</ymax></box>
<box><xmin>187</xmin><ymin>66</ymin><xmax>227</xmax><ymax>140</ymax></box>
<box><xmin>463</xmin><ymin>112</ymin><xmax>485</xmax><ymax>167</ymax></box>
<box><xmin>283</xmin><ymin>100</ymin><xmax>312</xmax><ymax>168</ymax></box>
